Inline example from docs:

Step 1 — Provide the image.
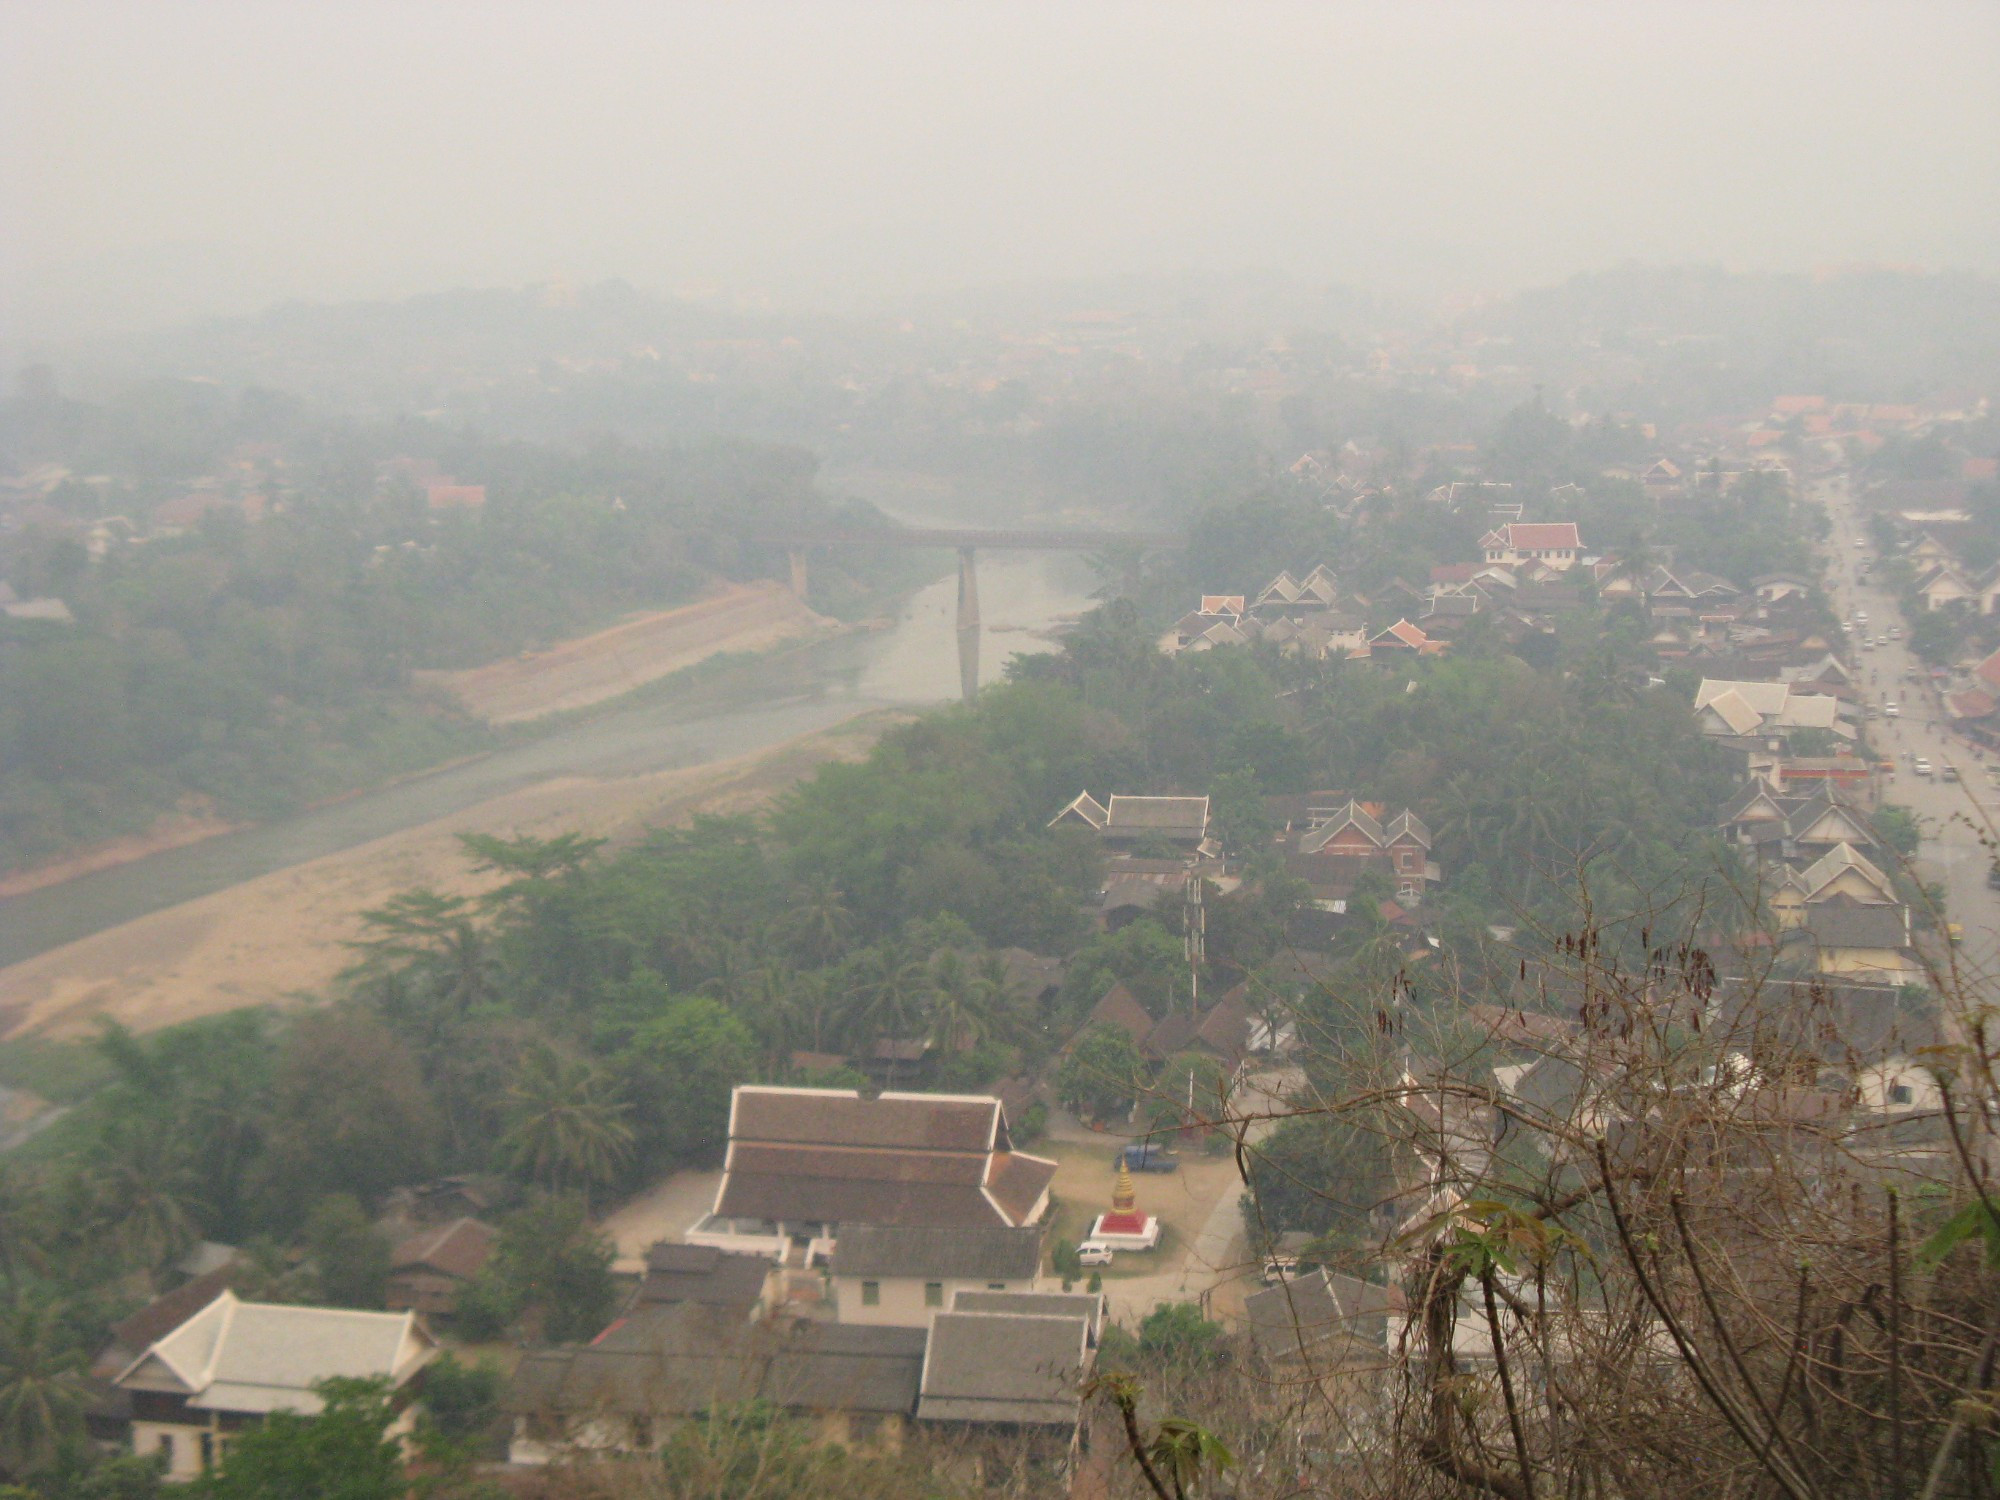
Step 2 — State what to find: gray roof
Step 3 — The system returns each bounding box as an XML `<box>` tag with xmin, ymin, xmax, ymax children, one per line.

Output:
<box><xmin>504</xmin><ymin>1306</ymin><xmax>925</xmax><ymax>1421</ymax></box>
<box><xmin>1243</xmin><ymin>1269</ymin><xmax>1398</xmax><ymax>1366</ymax></box>
<box><xmin>638</xmin><ymin>1243</ymin><xmax>772</xmax><ymax>1308</ymax></box>
<box><xmin>1798</xmin><ymin>903</ymin><xmax>1913</xmax><ymax>951</ymax></box>
<box><xmin>1102</xmin><ymin>795</ymin><xmax>1209</xmax><ymax>839</ymax></box>
<box><xmin>951</xmin><ymin>1289</ymin><xmax>1103</xmax><ymax>1342</ymax></box>
<box><xmin>831</xmin><ymin>1225</ymin><xmax>1044</xmax><ymax>1282</ymax></box>
<box><xmin>505</xmin><ymin>1305</ymin><xmax>763</xmax><ymax>1419</ymax></box>
<box><xmin>765</xmin><ymin>1324</ymin><xmax>927</xmax><ymax>1414</ymax></box>
<box><xmin>917</xmin><ymin>1312</ymin><xmax>1090</xmax><ymax>1427</ymax></box>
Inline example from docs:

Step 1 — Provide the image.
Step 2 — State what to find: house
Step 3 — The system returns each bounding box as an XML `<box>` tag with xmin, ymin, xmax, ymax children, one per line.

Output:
<box><xmin>1751</xmin><ymin>573</ymin><xmax>1814</xmax><ymax>604</ymax></box>
<box><xmin>1140</xmin><ymin>988</ymin><xmax>1251</xmax><ymax>1074</ymax></box>
<box><xmin>425</xmin><ymin>482</ymin><xmax>487</xmax><ymax>510</ymax></box>
<box><xmin>829</xmin><ymin>1225</ymin><xmax>1045</xmax><ymax>1327</ymax></box>
<box><xmin>385</xmin><ymin>1217</ymin><xmax>496</xmax><ymax>1318</ymax></box>
<box><xmin>687</xmin><ymin>1087</ymin><xmax>1058</xmax><ymax>1259</ymax></box>
<box><xmin>1914</xmin><ymin>561</ymin><xmax>1977</xmax><ymax>612</ymax></box>
<box><xmin>1368</xmin><ymin>618</ymin><xmax>1445</xmax><ymax>656</ymax></box>
<box><xmin>1785</xmin><ymin>903</ymin><xmax>1921</xmax><ymax>984</ymax></box>
<box><xmin>1284</xmin><ymin>796</ymin><xmax>1438</xmax><ymax>904</ymax></box>
<box><xmin>633</xmin><ymin>1242</ymin><xmax>775</xmax><ymax>1315</ymax></box>
<box><xmin>1077</xmin><ymin>981</ymin><xmax>1156</xmax><ymax>1052</ymax></box>
<box><xmin>1796</xmin><ymin>843</ymin><xmax>1897</xmax><ymax>906</ymax></box>
<box><xmin>1642</xmin><ymin>459</ymin><xmax>1684</xmax><ymax>497</ymax></box>
<box><xmin>1050</xmin><ymin>792</ymin><xmax>1210</xmax><ymax>851</ymax></box>
<box><xmin>1243</xmin><ymin>1269</ymin><xmax>1402</xmax><ymax>1371</ymax></box>
<box><xmin>1976</xmin><ymin>563</ymin><xmax>2000</xmax><ymax>617</ymax></box>
<box><xmin>506</xmin><ymin>1304</ymin><xmax>925</xmax><ymax>1462</ymax></box>
<box><xmin>1693</xmin><ymin>680</ymin><xmax>1851</xmax><ymax>742</ymax></box>
<box><xmin>1479</xmin><ymin>522</ymin><xmax>1582</xmax><ymax>571</ymax></box>
<box><xmin>382</xmin><ymin>1175</ymin><xmax>492</xmax><ymax>1230</ymax></box>
<box><xmin>507</xmin><ymin>1288</ymin><xmax>1102</xmax><ymax>1470</ymax></box>
<box><xmin>112</xmin><ymin>1292</ymin><xmax>435</xmax><ymax>1481</ymax></box>
<box><xmin>1719</xmin><ymin>784</ymin><xmax>1878</xmax><ymax>861</ymax></box>
<box><xmin>1907</xmin><ymin>532</ymin><xmax>1956</xmax><ymax>569</ymax></box>
<box><xmin>916</xmin><ymin>1306</ymin><xmax>1093</xmax><ymax>1432</ymax></box>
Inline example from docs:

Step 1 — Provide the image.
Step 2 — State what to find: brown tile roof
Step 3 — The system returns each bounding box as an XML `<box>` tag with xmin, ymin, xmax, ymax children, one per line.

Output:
<box><xmin>391</xmin><ymin>1218</ymin><xmax>496</xmax><ymax>1282</ymax></box>
<box><xmin>1084</xmin><ymin>982</ymin><xmax>1155</xmax><ymax>1048</ymax></box>
<box><xmin>94</xmin><ymin>1269</ymin><xmax>238</xmax><ymax>1378</ymax></box>
<box><xmin>716</xmin><ymin>1087</ymin><xmax>1046</xmax><ymax>1230</ymax></box>
<box><xmin>985</xmin><ymin>1152</ymin><xmax>1059</xmax><ymax>1224</ymax></box>
<box><xmin>731</xmin><ymin>1087</ymin><xmax>998</xmax><ymax>1153</ymax></box>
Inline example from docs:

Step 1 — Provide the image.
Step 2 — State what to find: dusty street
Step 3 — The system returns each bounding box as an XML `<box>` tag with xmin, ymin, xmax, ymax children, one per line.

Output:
<box><xmin>1816</xmin><ymin>476</ymin><xmax>1999</xmax><ymax>975</ymax></box>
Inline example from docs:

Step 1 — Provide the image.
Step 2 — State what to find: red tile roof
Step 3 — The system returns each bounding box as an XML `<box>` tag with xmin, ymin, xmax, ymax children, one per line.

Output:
<box><xmin>1499</xmin><ymin>522</ymin><xmax>1581</xmax><ymax>550</ymax></box>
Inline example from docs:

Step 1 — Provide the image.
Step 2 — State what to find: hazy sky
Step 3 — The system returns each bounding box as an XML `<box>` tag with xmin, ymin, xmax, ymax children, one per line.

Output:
<box><xmin>4</xmin><ymin>1</ymin><xmax>1998</xmax><ymax>338</ymax></box>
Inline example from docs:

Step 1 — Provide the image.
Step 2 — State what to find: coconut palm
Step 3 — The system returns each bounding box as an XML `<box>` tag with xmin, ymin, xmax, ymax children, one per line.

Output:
<box><xmin>785</xmin><ymin>879</ymin><xmax>852</xmax><ymax>968</ymax></box>
<box><xmin>841</xmin><ymin>942</ymin><xmax>930</xmax><ymax>1051</ymax></box>
<box><xmin>87</xmin><ymin>1119</ymin><xmax>203</xmax><ymax>1273</ymax></box>
<box><xmin>922</xmin><ymin>950</ymin><xmax>988</xmax><ymax>1055</ymax></box>
<box><xmin>0</xmin><ymin>1171</ymin><xmax>50</xmax><ymax>1306</ymax></box>
<box><xmin>0</xmin><ymin>1301</ymin><xmax>87</xmax><ymax>1478</ymax></box>
<box><xmin>501</xmin><ymin>1049</ymin><xmax>634</xmax><ymax>1203</ymax></box>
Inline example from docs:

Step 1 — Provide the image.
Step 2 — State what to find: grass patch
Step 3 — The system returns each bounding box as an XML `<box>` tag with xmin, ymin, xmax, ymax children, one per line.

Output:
<box><xmin>0</xmin><ymin>1038</ymin><xmax>112</xmax><ymax>1105</ymax></box>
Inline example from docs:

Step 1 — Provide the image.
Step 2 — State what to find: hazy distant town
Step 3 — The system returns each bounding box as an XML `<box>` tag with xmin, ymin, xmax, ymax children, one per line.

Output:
<box><xmin>4</xmin><ymin>5</ymin><xmax>2000</xmax><ymax>1499</ymax></box>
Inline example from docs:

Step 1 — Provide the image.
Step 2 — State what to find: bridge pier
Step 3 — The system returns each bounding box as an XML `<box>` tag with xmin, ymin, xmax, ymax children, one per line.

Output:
<box><xmin>956</xmin><ymin>547</ymin><xmax>980</xmax><ymax>703</ymax></box>
<box><xmin>955</xmin><ymin>547</ymin><xmax>980</xmax><ymax>633</ymax></box>
<box><xmin>786</xmin><ymin>548</ymin><xmax>809</xmax><ymax>601</ymax></box>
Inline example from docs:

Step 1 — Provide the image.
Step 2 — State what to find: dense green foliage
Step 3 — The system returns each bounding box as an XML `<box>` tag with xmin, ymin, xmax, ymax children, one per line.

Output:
<box><xmin>188</xmin><ymin>1378</ymin><xmax>402</xmax><ymax>1500</ymax></box>
<box><xmin>0</xmin><ymin>383</ymin><xmax>912</xmax><ymax>872</ymax></box>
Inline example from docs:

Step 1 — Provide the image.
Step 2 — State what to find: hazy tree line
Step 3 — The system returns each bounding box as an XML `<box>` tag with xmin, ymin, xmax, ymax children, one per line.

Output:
<box><xmin>0</xmin><ymin>379</ymin><xmax>911</xmax><ymax>871</ymax></box>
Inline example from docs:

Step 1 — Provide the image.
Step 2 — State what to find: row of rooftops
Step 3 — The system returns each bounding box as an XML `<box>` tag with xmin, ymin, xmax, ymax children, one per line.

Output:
<box><xmin>508</xmin><ymin>1284</ymin><xmax>1105</xmax><ymax>1436</ymax></box>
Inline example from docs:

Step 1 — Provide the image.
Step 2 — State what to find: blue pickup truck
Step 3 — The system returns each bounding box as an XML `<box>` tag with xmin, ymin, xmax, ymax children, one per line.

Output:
<box><xmin>1116</xmin><ymin>1144</ymin><xmax>1181</xmax><ymax>1173</ymax></box>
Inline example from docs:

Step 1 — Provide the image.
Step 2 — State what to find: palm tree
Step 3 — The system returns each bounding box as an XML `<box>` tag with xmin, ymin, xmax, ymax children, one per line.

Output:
<box><xmin>434</xmin><ymin>918</ymin><xmax>499</xmax><ymax>1015</ymax></box>
<box><xmin>0</xmin><ymin>1301</ymin><xmax>87</xmax><ymax>1478</ymax></box>
<box><xmin>785</xmin><ymin>879</ymin><xmax>851</xmax><ymax>968</ymax></box>
<box><xmin>0</xmin><ymin>1171</ymin><xmax>50</xmax><ymax>1306</ymax></box>
<box><xmin>87</xmin><ymin>1119</ymin><xmax>203</xmax><ymax>1273</ymax></box>
<box><xmin>922</xmin><ymin>951</ymin><xmax>988</xmax><ymax>1056</ymax></box>
<box><xmin>501</xmin><ymin>1049</ymin><xmax>634</xmax><ymax>1203</ymax></box>
<box><xmin>842</xmin><ymin>943</ymin><xmax>930</xmax><ymax>1051</ymax></box>
<box><xmin>973</xmin><ymin>952</ymin><xmax>1034</xmax><ymax>1049</ymax></box>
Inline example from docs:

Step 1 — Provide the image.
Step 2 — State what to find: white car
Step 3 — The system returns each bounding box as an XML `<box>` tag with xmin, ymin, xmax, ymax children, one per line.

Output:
<box><xmin>1076</xmin><ymin>1242</ymin><xmax>1115</xmax><ymax>1267</ymax></box>
<box><xmin>1884</xmin><ymin>701</ymin><xmax>1899</xmax><ymax>718</ymax></box>
<box><xmin>1856</xmin><ymin>610</ymin><xmax>1869</xmax><ymax>623</ymax></box>
<box><xmin>1915</xmin><ymin>757</ymin><xmax>1934</xmax><ymax>777</ymax></box>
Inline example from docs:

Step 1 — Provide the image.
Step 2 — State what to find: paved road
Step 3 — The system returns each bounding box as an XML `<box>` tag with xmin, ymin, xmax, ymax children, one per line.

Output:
<box><xmin>1815</xmin><ymin>475</ymin><xmax>1999</xmax><ymax>977</ymax></box>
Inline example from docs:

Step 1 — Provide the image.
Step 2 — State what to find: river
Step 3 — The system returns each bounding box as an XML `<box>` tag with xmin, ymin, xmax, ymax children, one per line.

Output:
<box><xmin>0</xmin><ymin>550</ymin><xmax>1098</xmax><ymax>971</ymax></box>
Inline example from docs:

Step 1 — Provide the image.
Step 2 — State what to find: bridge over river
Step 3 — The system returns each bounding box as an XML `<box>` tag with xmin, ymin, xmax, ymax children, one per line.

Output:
<box><xmin>780</xmin><ymin>526</ymin><xmax>1188</xmax><ymax>699</ymax></box>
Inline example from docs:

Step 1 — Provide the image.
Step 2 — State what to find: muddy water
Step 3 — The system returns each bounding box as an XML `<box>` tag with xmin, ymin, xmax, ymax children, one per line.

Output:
<box><xmin>0</xmin><ymin>550</ymin><xmax>1097</xmax><ymax>969</ymax></box>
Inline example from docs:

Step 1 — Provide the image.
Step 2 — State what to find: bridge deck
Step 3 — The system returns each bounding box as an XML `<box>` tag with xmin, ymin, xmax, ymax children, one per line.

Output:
<box><xmin>782</xmin><ymin>527</ymin><xmax>1186</xmax><ymax>550</ymax></box>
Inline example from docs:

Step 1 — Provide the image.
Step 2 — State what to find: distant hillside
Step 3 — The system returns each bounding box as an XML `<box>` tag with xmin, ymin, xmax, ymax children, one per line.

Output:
<box><xmin>1464</xmin><ymin>264</ymin><xmax>2000</xmax><ymax>417</ymax></box>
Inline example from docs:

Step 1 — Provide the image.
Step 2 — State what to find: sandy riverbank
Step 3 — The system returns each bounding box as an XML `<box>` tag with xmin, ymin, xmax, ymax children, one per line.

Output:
<box><xmin>415</xmin><ymin>580</ymin><xmax>836</xmax><ymax>725</ymax></box>
<box><xmin>0</xmin><ymin>709</ymin><xmax>907</xmax><ymax>1042</ymax></box>
<box><xmin>0</xmin><ymin>808</ymin><xmax>246</xmax><ymax>901</ymax></box>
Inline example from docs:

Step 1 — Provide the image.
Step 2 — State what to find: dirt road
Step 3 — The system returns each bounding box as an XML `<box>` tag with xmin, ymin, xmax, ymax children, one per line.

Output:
<box><xmin>0</xmin><ymin>711</ymin><xmax>904</xmax><ymax>1042</ymax></box>
<box><xmin>415</xmin><ymin>581</ymin><xmax>836</xmax><ymax>724</ymax></box>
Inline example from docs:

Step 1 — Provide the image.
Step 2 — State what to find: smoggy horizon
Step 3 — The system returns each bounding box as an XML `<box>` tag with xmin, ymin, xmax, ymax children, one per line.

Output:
<box><xmin>5</xmin><ymin>1</ymin><xmax>1999</xmax><ymax>343</ymax></box>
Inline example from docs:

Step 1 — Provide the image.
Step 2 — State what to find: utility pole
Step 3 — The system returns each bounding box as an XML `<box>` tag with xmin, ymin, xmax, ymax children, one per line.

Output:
<box><xmin>1183</xmin><ymin>866</ymin><xmax>1204</xmax><ymax>1011</ymax></box>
